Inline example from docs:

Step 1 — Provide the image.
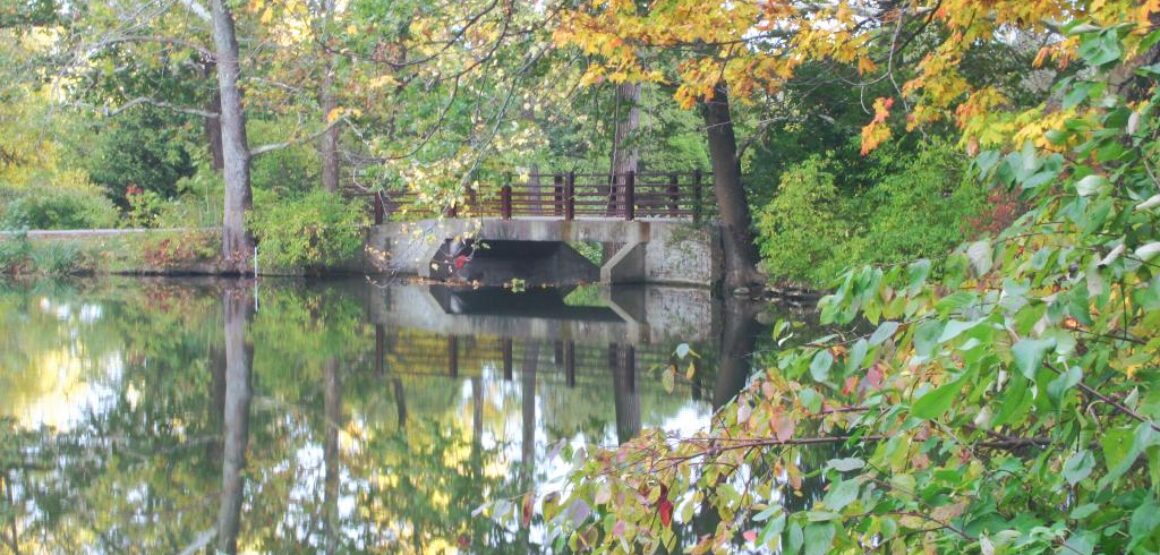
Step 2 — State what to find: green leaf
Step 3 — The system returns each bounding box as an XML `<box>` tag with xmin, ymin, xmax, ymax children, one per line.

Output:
<box><xmin>810</xmin><ymin>350</ymin><xmax>833</xmax><ymax>383</ymax></box>
<box><xmin>785</xmin><ymin>522</ymin><xmax>804</xmax><ymax>555</ymax></box>
<box><xmin>1070</xmin><ymin>503</ymin><xmax>1099</xmax><ymax>520</ymax></box>
<box><xmin>823</xmin><ymin>478</ymin><xmax>860</xmax><ymax>511</ymax></box>
<box><xmin>967</xmin><ymin>240</ymin><xmax>993</xmax><ymax>275</ymax></box>
<box><xmin>1011</xmin><ymin>338</ymin><xmax>1055</xmax><ymax>380</ymax></box>
<box><xmin>911</xmin><ymin>381</ymin><xmax>959</xmax><ymax>420</ymax></box>
<box><xmin>827</xmin><ymin>458</ymin><xmax>865</xmax><ymax>472</ymax></box>
<box><xmin>1099</xmin><ymin>423</ymin><xmax>1159</xmax><ymax>489</ymax></box>
<box><xmin>937</xmin><ymin>318</ymin><xmax>982</xmax><ymax>344</ymax></box>
<box><xmin>1075</xmin><ymin>174</ymin><xmax>1107</xmax><ymax>197</ymax></box>
<box><xmin>800</xmin><ymin>388</ymin><xmax>823</xmax><ymax>414</ymax></box>
<box><xmin>803</xmin><ymin>523</ymin><xmax>836</xmax><ymax>555</ymax></box>
<box><xmin>1047</xmin><ymin>365</ymin><xmax>1082</xmax><ymax>403</ymax></box>
<box><xmin>1062</xmin><ymin>449</ymin><xmax>1094</xmax><ymax>485</ymax></box>
<box><xmin>846</xmin><ymin>338</ymin><xmax>868</xmax><ymax>373</ymax></box>
<box><xmin>906</xmin><ymin>259</ymin><xmax>931</xmax><ymax>295</ymax></box>
<box><xmin>1077</xmin><ymin>30</ymin><xmax>1123</xmax><ymax>66</ymax></box>
<box><xmin>869</xmin><ymin>321</ymin><xmax>900</xmax><ymax>346</ymax></box>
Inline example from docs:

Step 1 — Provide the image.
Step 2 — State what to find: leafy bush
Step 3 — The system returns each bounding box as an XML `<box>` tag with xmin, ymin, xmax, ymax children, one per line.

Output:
<box><xmin>0</xmin><ymin>185</ymin><xmax>119</xmax><ymax>230</ymax></box>
<box><xmin>755</xmin><ymin>157</ymin><xmax>849</xmax><ymax>283</ymax></box>
<box><xmin>247</xmin><ymin>190</ymin><xmax>368</xmax><ymax>270</ymax></box>
<box><xmin>756</xmin><ymin>142</ymin><xmax>989</xmax><ymax>286</ymax></box>
<box><xmin>0</xmin><ymin>231</ymin><xmax>32</xmax><ymax>273</ymax></box>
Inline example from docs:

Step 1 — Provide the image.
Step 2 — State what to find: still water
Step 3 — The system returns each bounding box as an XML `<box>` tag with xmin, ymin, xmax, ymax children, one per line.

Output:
<box><xmin>0</xmin><ymin>277</ymin><xmax>780</xmax><ymax>554</ymax></box>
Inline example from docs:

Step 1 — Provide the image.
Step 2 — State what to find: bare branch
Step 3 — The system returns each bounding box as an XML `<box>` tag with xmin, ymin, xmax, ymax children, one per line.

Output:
<box><xmin>249</xmin><ymin>117</ymin><xmax>346</xmax><ymax>157</ymax></box>
<box><xmin>104</xmin><ymin>97</ymin><xmax>219</xmax><ymax>118</ymax></box>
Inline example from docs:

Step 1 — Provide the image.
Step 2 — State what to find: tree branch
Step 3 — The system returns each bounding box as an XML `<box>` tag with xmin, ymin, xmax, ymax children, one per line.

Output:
<box><xmin>249</xmin><ymin>117</ymin><xmax>346</xmax><ymax>157</ymax></box>
<box><xmin>104</xmin><ymin>97</ymin><xmax>219</xmax><ymax>119</ymax></box>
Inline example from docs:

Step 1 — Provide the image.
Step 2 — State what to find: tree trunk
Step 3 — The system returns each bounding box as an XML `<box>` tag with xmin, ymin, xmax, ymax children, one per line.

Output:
<box><xmin>318</xmin><ymin>0</ymin><xmax>340</xmax><ymax>193</ymax></box>
<box><xmin>610</xmin><ymin>344</ymin><xmax>641</xmax><ymax>444</ymax></box>
<box><xmin>202</xmin><ymin>61</ymin><xmax>224</xmax><ymax>172</ymax></box>
<box><xmin>217</xmin><ymin>287</ymin><xmax>254</xmax><ymax>555</ymax></box>
<box><xmin>701</xmin><ymin>86</ymin><xmax>763</xmax><ymax>291</ymax></box>
<box><xmin>608</xmin><ymin>82</ymin><xmax>641</xmax><ymax>215</ymax></box>
<box><xmin>211</xmin><ymin>0</ymin><xmax>254</xmax><ymax>272</ymax></box>
<box><xmin>322</xmin><ymin>357</ymin><xmax>341</xmax><ymax>555</ymax></box>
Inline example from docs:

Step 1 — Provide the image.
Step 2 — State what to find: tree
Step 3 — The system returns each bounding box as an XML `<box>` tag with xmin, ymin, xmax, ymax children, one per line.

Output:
<box><xmin>554</xmin><ymin>0</ymin><xmax>1152</xmax><ymax>289</ymax></box>
<box><xmin>532</xmin><ymin>12</ymin><xmax>1160</xmax><ymax>554</ymax></box>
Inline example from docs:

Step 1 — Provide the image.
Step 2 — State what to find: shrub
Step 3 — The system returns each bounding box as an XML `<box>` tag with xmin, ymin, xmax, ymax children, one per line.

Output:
<box><xmin>247</xmin><ymin>190</ymin><xmax>369</xmax><ymax>271</ymax></box>
<box><xmin>755</xmin><ymin>157</ymin><xmax>849</xmax><ymax>284</ymax></box>
<box><xmin>0</xmin><ymin>231</ymin><xmax>32</xmax><ymax>274</ymax></box>
<box><xmin>756</xmin><ymin>141</ymin><xmax>990</xmax><ymax>286</ymax></box>
<box><xmin>0</xmin><ymin>185</ymin><xmax>119</xmax><ymax>230</ymax></box>
<box><xmin>844</xmin><ymin>141</ymin><xmax>988</xmax><ymax>265</ymax></box>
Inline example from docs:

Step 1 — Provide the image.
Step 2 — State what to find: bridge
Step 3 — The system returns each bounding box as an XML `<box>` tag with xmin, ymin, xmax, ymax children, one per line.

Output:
<box><xmin>355</xmin><ymin>170</ymin><xmax>724</xmax><ymax>287</ymax></box>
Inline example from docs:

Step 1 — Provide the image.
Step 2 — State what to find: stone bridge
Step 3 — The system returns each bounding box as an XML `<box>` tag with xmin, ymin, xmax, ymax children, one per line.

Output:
<box><xmin>356</xmin><ymin>170</ymin><xmax>723</xmax><ymax>287</ymax></box>
<box><xmin>367</xmin><ymin>217</ymin><xmax>722</xmax><ymax>286</ymax></box>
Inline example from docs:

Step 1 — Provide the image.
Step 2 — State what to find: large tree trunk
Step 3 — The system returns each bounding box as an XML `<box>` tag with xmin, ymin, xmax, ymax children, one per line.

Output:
<box><xmin>217</xmin><ymin>287</ymin><xmax>254</xmax><ymax>555</ymax></box>
<box><xmin>211</xmin><ymin>0</ymin><xmax>254</xmax><ymax>272</ymax></box>
<box><xmin>701</xmin><ymin>86</ymin><xmax>763</xmax><ymax>291</ymax></box>
<box><xmin>607</xmin><ymin>82</ymin><xmax>641</xmax><ymax>215</ymax></box>
<box><xmin>201</xmin><ymin>61</ymin><xmax>224</xmax><ymax>171</ymax></box>
<box><xmin>318</xmin><ymin>0</ymin><xmax>340</xmax><ymax>193</ymax></box>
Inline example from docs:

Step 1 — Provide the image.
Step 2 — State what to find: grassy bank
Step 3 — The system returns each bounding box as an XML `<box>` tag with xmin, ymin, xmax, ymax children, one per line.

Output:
<box><xmin>0</xmin><ymin>229</ymin><xmax>224</xmax><ymax>276</ymax></box>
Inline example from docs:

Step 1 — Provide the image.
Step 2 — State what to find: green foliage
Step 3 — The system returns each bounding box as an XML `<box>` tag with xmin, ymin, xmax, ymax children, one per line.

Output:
<box><xmin>755</xmin><ymin>157</ymin><xmax>848</xmax><ymax>283</ymax></box>
<box><xmin>757</xmin><ymin>142</ymin><xmax>988</xmax><ymax>285</ymax></box>
<box><xmin>0</xmin><ymin>185</ymin><xmax>119</xmax><ymax>230</ymax></box>
<box><xmin>534</xmin><ymin>22</ymin><xmax>1160</xmax><ymax>555</ymax></box>
<box><xmin>249</xmin><ymin>119</ymin><xmax>319</xmax><ymax>194</ymax></box>
<box><xmin>247</xmin><ymin>190</ymin><xmax>368</xmax><ymax>270</ymax></box>
<box><xmin>78</xmin><ymin>107</ymin><xmax>199</xmax><ymax>202</ymax></box>
<box><xmin>0</xmin><ymin>231</ymin><xmax>32</xmax><ymax>273</ymax></box>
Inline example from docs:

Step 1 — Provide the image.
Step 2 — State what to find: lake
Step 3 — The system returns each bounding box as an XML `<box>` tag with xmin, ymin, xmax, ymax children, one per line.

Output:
<box><xmin>0</xmin><ymin>277</ymin><xmax>791</xmax><ymax>553</ymax></box>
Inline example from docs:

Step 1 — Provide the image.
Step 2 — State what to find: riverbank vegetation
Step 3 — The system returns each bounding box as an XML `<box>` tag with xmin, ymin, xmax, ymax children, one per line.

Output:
<box><xmin>2</xmin><ymin>1</ymin><xmax>1159</xmax><ymax>553</ymax></box>
<box><xmin>515</xmin><ymin>4</ymin><xmax>1160</xmax><ymax>555</ymax></box>
<box><xmin>3</xmin><ymin>0</ymin><xmax>1019</xmax><ymax>285</ymax></box>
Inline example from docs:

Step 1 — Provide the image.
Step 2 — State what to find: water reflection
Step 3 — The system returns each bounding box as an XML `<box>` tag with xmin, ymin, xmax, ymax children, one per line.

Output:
<box><xmin>0</xmin><ymin>278</ymin><xmax>771</xmax><ymax>553</ymax></box>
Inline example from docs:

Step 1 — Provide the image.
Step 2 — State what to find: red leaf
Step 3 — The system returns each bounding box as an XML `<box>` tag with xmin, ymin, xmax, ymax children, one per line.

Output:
<box><xmin>658</xmin><ymin>498</ymin><xmax>674</xmax><ymax>527</ymax></box>
<box><xmin>743</xmin><ymin>529</ymin><xmax>758</xmax><ymax>543</ymax></box>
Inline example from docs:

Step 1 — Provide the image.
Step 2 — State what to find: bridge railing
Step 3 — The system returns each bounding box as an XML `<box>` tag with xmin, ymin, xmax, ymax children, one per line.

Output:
<box><xmin>350</xmin><ymin>170</ymin><xmax>717</xmax><ymax>224</ymax></box>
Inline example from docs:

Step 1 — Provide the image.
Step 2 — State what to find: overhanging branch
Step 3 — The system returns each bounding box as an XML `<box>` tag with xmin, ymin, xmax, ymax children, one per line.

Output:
<box><xmin>105</xmin><ymin>97</ymin><xmax>219</xmax><ymax>119</ymax></box>
<box><xmin>249</xmin><ymin>117</ymin><xmax>346</xmax><ymax>157</ymax></box>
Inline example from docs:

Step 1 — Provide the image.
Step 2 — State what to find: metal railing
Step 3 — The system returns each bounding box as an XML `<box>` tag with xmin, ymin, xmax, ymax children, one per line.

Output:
<box><xmin>350</xmin><ymin>170</ymin><xmax>717</xmax><ymax>224</ymax></box>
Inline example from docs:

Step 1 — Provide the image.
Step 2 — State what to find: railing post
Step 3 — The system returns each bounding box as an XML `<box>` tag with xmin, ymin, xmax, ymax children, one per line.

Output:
<box><xmin>553</xmin><ymin>174</ymin><xmax>563</xmax><ymax>217</ymax></box>
<box><xmin>448</xmin><ymin>336</ymin><xmax>459</xmax><ymax>378</ymax></box>
<box><xmin>502</xmin><ymin>337</ymin><xmax>513</xmax><ymax>381</ymax></box>
<box><xmin>692</xmin><ymin>169</ymin><xmax>704</xmax><ymax>224</ymax></box>
<box><xmin>624</xmin><ymin>170</ymin><xmax>635</xmax><ymax>221</ymax></box>
<box><xmin>501</xmin><ymin>172</ymin><xmax>513</xmax><ymax>220</ymax></box>
<box><xmin>667</xmin><ymin>173</ymin><xmax>680</xmax><ymax>217</ymax></box>
<box><xmin>565</xmin><ymin>171</ymin><xmax>576</xmax><ymax>221</ymax></box>
<box><xmin>564</xmin><ymin>341</ymin><xmax>575</xmax><ymax>388</ymax></box>
<box><xmin>373</xmin><ymin>192</ymin><xmax>385</xmax><ymax>225</ymax></box>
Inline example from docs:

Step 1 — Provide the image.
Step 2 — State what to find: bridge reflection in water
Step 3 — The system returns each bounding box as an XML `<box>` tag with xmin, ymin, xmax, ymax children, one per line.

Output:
<box><xmin>366</xmin><ymin>283</ymin><xmax>755</xmax><ymax>445</ymax></box>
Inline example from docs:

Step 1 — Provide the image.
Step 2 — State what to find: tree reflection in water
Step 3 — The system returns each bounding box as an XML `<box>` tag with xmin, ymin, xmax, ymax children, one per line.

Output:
<box><xmin>0</xmin><ymin>278</ymin><xmax>807</xmax><ymax>553</ymax></box>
